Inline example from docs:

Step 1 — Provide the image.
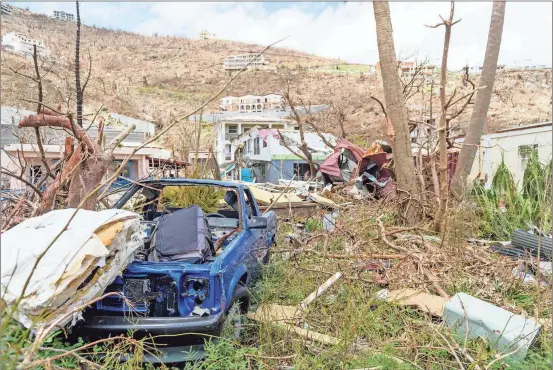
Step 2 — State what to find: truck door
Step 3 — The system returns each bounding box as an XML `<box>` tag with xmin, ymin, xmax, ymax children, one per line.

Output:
<box><xmin>243</xmin><ymin>188</ymin><xmax>266</xmax><ymax>281</ymax></box>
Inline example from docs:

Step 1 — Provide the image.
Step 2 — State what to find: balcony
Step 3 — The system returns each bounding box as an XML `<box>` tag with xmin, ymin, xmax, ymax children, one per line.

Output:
<box><xmin>225</xmin><ymin>132</ymin><xmax>238</xmax><ymax>140</ymax></box>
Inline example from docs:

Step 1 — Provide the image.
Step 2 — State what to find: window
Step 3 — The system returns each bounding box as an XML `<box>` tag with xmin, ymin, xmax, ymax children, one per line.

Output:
<box><xmin>243</xmin><ymin>188</ymin><xmax>257</xmax><ymax>217</ymax></box>
<box><xmin>243</xmin><ymin>127</ymin><xmax>251</xmax><ymax>134</ymax></box>
<box><xmin>30</xmin><ymin>165</ymin><xmax>42</xmax><ymax>184</ymax></box>
<box><xmin>2</xmin><ymin>175</ymin><xmax>10</xmax><ymax>190</ymax></box>
<box><xmin>254</xmin><ymin>137</ymin><xmax>261</xmax><ymax>155</ymax></box>
<box><xmin>113</xmin><ymin>160</ymin><xmax>132</xmax><ymax>178</ymax></box>
<box><xmin>263</xmin><ymin>139</ymin><xmax>267</xmax><ymax>148</ymax></box>
<box><xmin>293</xmin><ymin>163</ymin><xmax>311</xmax><ymax>179</ymax></box>
<box><xmin>519</xmin><ymin>144</ymin><xmax>538</xmax><ymax>172</ymax></box>
<box><xmin>227</xmin><ymin>125</ymin><xmax>238</xmax><ymax>134</ymax></box>
<box><xmin>225</xmin><ymin>144</ymin><xmax>232</xmax><ymax>160</ymax></box>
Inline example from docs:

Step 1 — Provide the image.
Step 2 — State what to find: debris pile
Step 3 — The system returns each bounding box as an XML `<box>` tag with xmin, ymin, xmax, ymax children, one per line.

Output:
<box><xmin>268</xmin><ymin>202</ymin><xmax>551</xmax><ymax>363</ymax></box>
<box><xmin>1</xmin><ymin>208</ymin><xmax>143</xmax><ymax>330</ymax></box>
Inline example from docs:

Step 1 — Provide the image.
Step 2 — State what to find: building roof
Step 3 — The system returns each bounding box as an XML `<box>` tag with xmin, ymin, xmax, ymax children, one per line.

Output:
<box><xmin>1</xmin><ymin>106</ymin><xmax>153</xmax><ymax>148</ymax></box>
<box><xmin>494</xmin><ymin>121</ymin><xmax>552</xmax><ymax>134</ymax></box>
<box><xmin>192</xmin><ymin>105</ymin><xmax>328</xmax><ymax>123</ymax></box>
<box><xmin>220</xmin><ymin>116</ymin><xmax>293</xmax><ymax>123</ymax></box>
<box><xmin>110</xmin><ymin>112</ymin><xmax>156</xmax><ymax>130</ymax></box>
<box><xmin>3</xmin><ymin>143</ymin><xmax>171</xmax><ymax>158</ymax></box>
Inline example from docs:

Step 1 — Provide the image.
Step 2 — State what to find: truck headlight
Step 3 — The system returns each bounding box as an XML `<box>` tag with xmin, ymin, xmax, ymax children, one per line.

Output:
<box><xmin>184</xmin><ymin>278</ymin><xmax>209</xmax><ymax>302</ymax></box>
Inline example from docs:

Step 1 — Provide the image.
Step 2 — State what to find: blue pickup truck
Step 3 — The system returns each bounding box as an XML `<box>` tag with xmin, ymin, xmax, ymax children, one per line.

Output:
<box><xmin>74</xmin><ymin>179</ymin><xmax>277</xmax><ymax>362</ymax></box>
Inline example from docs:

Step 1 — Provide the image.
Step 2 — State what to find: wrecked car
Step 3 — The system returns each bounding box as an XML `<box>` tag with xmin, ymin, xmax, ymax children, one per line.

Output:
<box><xmin>73</xmin><ymin>179</ymin><xmax>277</xmax><ymax>362</ymax></box>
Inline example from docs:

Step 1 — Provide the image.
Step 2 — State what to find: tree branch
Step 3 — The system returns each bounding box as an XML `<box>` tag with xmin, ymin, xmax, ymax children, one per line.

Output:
<box><xmin>31</xmin><ymin>45</ymin><xmax>55</xmax><ymax>180</ymax></box>
<box><xmin>106</xmin><ymin>124</ymin><xmax>136</xmax><ymax>154</ymax></box>
<box><xmin>305</xmin><ymin>118</ymin><xmax>335</xmax><ymax>149</ymax></box>
<box><xmin>277</xmin><ymin>130</ymin><xmax>309</xmax><ymax>162</ymax></box>
<box><xmin>1</xmin><ymin>169</ymin><xmax>42</xmax><ymax>197</ymax></box>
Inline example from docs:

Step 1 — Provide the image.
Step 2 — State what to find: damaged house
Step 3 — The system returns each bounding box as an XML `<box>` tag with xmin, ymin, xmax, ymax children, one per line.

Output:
<box><xmin>228</xmin><ymin>126</ymin><xmax>336</xmax><ymax>183</ymax></box>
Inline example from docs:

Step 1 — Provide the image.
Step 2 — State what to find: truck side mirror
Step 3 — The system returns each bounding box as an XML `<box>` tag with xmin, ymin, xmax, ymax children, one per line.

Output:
<box><xmin>248</xmin><ymin>216</ymin><xmax>267</xmax><ymax>229</ymax></box>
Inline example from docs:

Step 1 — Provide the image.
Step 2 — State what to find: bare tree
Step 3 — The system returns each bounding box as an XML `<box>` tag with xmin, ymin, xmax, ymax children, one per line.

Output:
<box><xmin>427</xmin><ymin>2</ymin><xmax>482</xmax><ymax>232</ymax></box>
<box><xmin>10</xmin><ymin>1</ymin><xmax>135</xmax><ymax>213</ymax></box>
<box><xmin>373</xmin><ymin>0</ymin><xmax>420</xmax><ymax>224</ymax></box>
<box><xmin>278</xmin><ymin>85</ymin><xmax>319</xmax><ymax>179</ymax></box>
<box><xmin>451</xmin><ymin>0</ymin><xmax>506</xmax><ymax>196</ymax></box>
<box><xmin>428</xmin><ymin>2</ymin><xmax>459</xmax><ymax>232</ymax></box>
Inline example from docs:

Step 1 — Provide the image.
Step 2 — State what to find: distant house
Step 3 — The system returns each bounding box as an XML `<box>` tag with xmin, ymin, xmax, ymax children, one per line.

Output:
<box><xmin>0</xmin><ymin>107</ymin><xmax>155</xmax><ymax>148</ymax></box>
<box><xmin>1</xmin><ymin>106</ymin><xmax>173</xmax><ymax>192</ymax></box>
<box><xmin>198</xmin><ymin>30</ymin><xmax>215</xmax><ymax>40</ymax></box>
<box><xmin>219</xmin><ymin>93</ymin><xmax>284</xmax><ymax>113</ymax></box>
<box><xmin>228</xmin><ymin>127</ymin><xmax>336</xmax><ymax>183</ymax></box>
<box><xmin>53</xmin><ymin>10</ymin><xmax>74</xmax><ymax>22</ymax></box>
<box><xmin>455</xmin><ymin>121</ymin><xmax>552</xmax><ymax>189</ymax></box>
<box><xmin>1</xmin><ymin>32</ymin><xmax>49</xmax><ymax>58</ymax></box>
<box><xmin>213</xmin><ymin>116</ymin><xmax>297</xmax><ymax>166</ymax></box>
<box><xmin>1</xmin><ymin>144</ymin><xmax>183</xmax><ymax>192</ymax></box>
<box><xmin>376</xmin><ymin>60</ymin><xmax>436</xmax><ymax>81</ymax></box>
<box><xmin>223</xmin><ymin>53</ymin><xmax>267</xmax><ymax>70</ymax></box>
<box><xmin>1</xmin><ymin>3</ymin><xmax>12</xmax><ymax>15</ymax></box>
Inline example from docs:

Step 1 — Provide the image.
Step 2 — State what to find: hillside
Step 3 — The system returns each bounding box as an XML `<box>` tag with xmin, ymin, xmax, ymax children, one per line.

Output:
<box><xmin>1</xmin><ymin>5</ymin><xmax>551</xmax><ymax>153</ymax></box>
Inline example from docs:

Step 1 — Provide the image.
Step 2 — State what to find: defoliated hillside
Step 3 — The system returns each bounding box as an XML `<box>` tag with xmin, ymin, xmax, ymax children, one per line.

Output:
<box><xmin>1</xmin><ymin>5</ymin><xmax>551</xmax><ymax>153</ymax></box>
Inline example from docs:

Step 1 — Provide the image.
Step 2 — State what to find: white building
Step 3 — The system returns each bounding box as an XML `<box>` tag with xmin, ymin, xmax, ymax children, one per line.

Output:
<box><xmin>1</xmin><ymin>32</ymin><xmax>49</xmax><ymax>58</ymax></box>
<box><xmin>456</xmin><ymin>121</ymin><xmax>552</xmax><ymax>189</ymax></box>
<box><xmin>199</xmin><ymin>30</ymin><xmax>215</xmax><ymax>40</ymax></box>
<box><xmin>229</xmin><ymin>127</ymin><xmax>335</xmax><ymax>183</ymax></box>
<box><xmin>53</xmin><ymin>10</ymin><xmax>74</xmax><ymax>22</ymax></box>
<box><xmin>219</xmin><ymin>93</ymin><xmax>283</xmax><ymax>112</ymax></box>
<box><xmin>223</xmin><ymin>53</ymin><xmax>267</xmax><ymax>70</ymax></box>
<box><xmin>1</xmin><ymin>3</ymin><xmax>12</xmax><ymax>15</ymax></box>
<box><xmin>213</xmin><ymin>116</ymin><xmax>297</xmax><ymax>165</ymax></box>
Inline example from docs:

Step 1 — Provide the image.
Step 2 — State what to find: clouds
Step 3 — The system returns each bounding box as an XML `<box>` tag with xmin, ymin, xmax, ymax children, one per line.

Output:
<box><xmin>132</xmin><ymin>2</ymin><xmax>551</xmax><ymax>69</ymax></box>
<box><xmin>12</xmin><ymin>2</ymin><xmax>553</xmax><ymax>70</ymax></box>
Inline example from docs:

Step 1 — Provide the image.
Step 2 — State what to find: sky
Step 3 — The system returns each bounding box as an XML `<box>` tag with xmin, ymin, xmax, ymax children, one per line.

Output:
<box><xmin>9</xmin><ymin>1</ymin><xmax>553</xmax><ymax>70</ymax></box>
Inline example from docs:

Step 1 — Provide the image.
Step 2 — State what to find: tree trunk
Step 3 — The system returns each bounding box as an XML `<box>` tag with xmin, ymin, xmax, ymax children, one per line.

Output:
<box><xmin>433</xmin><ymin>11</ymin><xmax>453</xmax><ymax>232</ymax></box>
<box><xmin>373</xmin><ymin>1</ymin><xmax>420</xmax><ymax>223</ymax></box>
<box><xmin>451</xmin><ymin>0</ymin><xmax>506</xmax><ymax>196</ymax></box>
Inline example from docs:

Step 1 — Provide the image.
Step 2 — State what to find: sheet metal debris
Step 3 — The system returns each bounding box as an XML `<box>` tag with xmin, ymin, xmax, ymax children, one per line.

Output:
<box><xmin>377</xmin><ymin>289</ymin><xmax>542</xmax><ymax>360</ymax></box>
<box><xmin>444</xmin><ymin>293</ymin><xmax>541</xmax><ymax>360</ymax></box>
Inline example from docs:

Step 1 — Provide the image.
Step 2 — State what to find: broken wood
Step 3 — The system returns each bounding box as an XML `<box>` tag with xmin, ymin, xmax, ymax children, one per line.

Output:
<box><xmin>300</xmin><ymin>272</ymin><xmax>342</xmax><ymax>309</ymax></box>
<box><xmin>378</xmin><ymin>288</ymin><xmax>447</xmax><ymax>317</ymax></box>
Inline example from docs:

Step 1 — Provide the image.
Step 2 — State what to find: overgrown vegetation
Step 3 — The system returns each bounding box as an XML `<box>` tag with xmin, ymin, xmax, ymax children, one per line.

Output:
<box><xmin>161</xmin><ymin>185</ymin><xmax>225</xmax><ymax>214</ymax></box>
<box><xmin>472</xmin><ymin>152</ymin><xmax>552</xmax><ymax>239</ymax></box>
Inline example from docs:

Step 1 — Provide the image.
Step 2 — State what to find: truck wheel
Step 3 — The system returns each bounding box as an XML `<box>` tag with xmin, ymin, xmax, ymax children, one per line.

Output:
<box><xmin>222</xmin><ymin>284</ymin><xmax>249</xmax><ymax>340</ymax></box>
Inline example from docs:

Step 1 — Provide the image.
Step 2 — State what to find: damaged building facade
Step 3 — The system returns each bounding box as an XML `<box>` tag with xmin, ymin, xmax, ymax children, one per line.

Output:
<box><xmin>227</xmin><ymin>126</ymin><xmax>336</xmax><ymax>183</ymax></box>
<box><xmin>1</xmin><ymin>106</ymin><xmax>182</xmax><ymax>192</ymax></box>
<box><xmin>1</xmin><ymin>32</ymin><xmax>49</xmax><ymax>58</ymax></box>
<box><xmin>455</xmin><ymin>121</ymin><xmax>552</xmax><ymax>189</ymax></box>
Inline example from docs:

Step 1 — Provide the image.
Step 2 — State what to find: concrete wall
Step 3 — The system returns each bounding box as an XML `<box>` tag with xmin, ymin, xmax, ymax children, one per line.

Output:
<box><xmin>463</xmin><ymin>124</ymin><xmax>552</xmax><ymax>188</ymax></box>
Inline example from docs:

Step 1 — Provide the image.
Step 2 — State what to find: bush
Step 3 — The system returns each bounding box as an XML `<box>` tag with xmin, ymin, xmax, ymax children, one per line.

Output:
<box><xmin>472</xmin><ymin>153</ymin><xmax>552</xmax><ymax>239</ymax></box>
